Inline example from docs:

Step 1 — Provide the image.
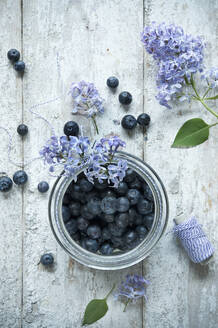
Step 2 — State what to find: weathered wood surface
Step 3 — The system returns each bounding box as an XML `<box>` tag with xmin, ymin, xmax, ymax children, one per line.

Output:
<box><xmin>0</xmin><ymin>0</ymin><xmax>217</xmax><ymax>327</ymax></box>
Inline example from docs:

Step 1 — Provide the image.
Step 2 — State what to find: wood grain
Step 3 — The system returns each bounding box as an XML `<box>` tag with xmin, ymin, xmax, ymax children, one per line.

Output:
<box><xmin>0</xmin><ymin>1</ymin><xmax>22</xmax><ymax>327</ymax></box>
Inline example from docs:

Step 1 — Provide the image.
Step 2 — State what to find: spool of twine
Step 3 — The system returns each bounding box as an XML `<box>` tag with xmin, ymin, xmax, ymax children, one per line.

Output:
<box><xmin>173</xmin><ymin>215</ymin><xmax>214</xmax><ymax>264</ymax></box>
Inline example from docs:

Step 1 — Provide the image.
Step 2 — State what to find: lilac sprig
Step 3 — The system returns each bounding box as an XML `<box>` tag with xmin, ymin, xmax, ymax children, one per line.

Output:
<box><xmin>114</xmin><ymin>274</ymin><xmax>150</xmax><ymax>312</ymax></box>
<box><xmin>40</xmin><ymin>135</ymin><xmax>127</xmax><ymax>187</ymax></box>
<box><xmin>69</xmin><ymin>81</ymin><xmax>104</xmax><ymax>134</ymax></box>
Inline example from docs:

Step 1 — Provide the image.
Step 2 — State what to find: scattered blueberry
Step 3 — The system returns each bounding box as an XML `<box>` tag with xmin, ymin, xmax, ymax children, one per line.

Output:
<box><xmin>116</xmin><ymin>197</ymin><xmax>130</xmax><ymax>213</ymax></box>
<box><xmin>13</xmin><ymin>170</ymin><xmax>28</xmax><ymax>185</ymax></box>
<box><xmin>77</xmin><ymin>217</ymin><xmax>89</xmax><ymax>231</ymax></box>
<box><xmin>14</xmin><ymin>60</ymin><xmax>25</xmax><ymax>72</ymax></box>
<box><xmin>63</xmin><ymin>121</ymin><xmax>79</xmax><ymax>136</ymax></box>
<box><xmin>0</xmin><ymin>176</ymin><xmax>13</xmax><ymax>192</ymax></box>
<box><xmin>87</xmin><ymin>224</ymin><xmax>101</xmax><ymax>239</ymax></box>
<box><xmin>7</xmin><ymin>49</ymin><xmax>20</xmax><ymax>62</ymax></box>
<box><xmin>116</xmin><ymin>181</ymin><xmax>128</xmax><ymax>195</ymax></box>
<box><xmin>79</xmin><ymin>178</ymin><xmax>93</xmax><ymax>192</ymax></box>
<box><xmin>40</xmin><ymin>253</ymin><xmax>54</xmax><ymax>266</ymax></box>
<box><xmin>137</xmin><ymin>199</ymin><xmax>153</xmax><ymax>215</ymax></box>
<box><xmin>100</xmin><ymin>243</ymin><xmax>113</xmax><ymax>255</ymax></box>
<box><xmin>81</xmin><ymin>238</ymin><xmax>99</xmax><ymax>253</ymax></box>
<box><xmin>119</xmin><ymin>91</ymin><xmax>132</xmax><ymax>105</ymax></box>
<box><xmin>62</xmin><ymin>205</ymin><xmax>71</xmax><ymax>223</ymax></box>
<box><xmin>124</xmin><ymin>230</ymin><xmax>137</xmax><ymax>244</ymax></box>
<box><xmin>38</xmin><ymin>181</ymin><xmax>49</xmax><ymax>193</ymax></box>
<box><xmin>115</xmin><ymin>213</ymin><xmax>129</xmax><ymax>229</ymax></box>
<box><xmin>121</xmin><ymin>115</ymin><xmax>137</xmax><ymax>130</ymax></box>
<box><xmin>69</xmin><ymin>201</ymin><xmax>81</xmax><ymax>216</ymax></box>
<box><xmin>107</xmin><ymin>76</ymin><xmax>119</xmax><ymax>89</ymax></box>
<box><xmin>101</xmin><ymin>196</ymin><xmax>117</xmax><ymax>214</ymax></box>
<box><xmin>127</xmin><ymin>189</ymin><xmax>141</xmax><ymax>205</ymax></box>
<box><xmin>17</xmin><ymin>124</ymin><xmax>28</xmax><ymax>136</ymax></box>
<box><xmin>65</xmin><ymin>219</ymin><xmax>78</xmax><ymax>235</ymax></box>
<box><xmin>137</xmin><ymin>113</ymin><xmax>151</xmax><ymax>127</ymax></box>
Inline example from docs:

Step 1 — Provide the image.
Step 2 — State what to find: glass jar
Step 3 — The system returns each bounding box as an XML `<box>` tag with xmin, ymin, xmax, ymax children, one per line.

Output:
<box><xmin>48</xmin><ymin>151</ymin><xmax>169</xmax><ymax>270</ymax></box>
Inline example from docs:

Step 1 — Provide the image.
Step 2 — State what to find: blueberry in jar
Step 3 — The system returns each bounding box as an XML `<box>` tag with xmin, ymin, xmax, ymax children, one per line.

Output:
<box><xmin>62</xmin><ymin>205</ymin><xmax>71</xmax><ymax>223</ymax></box>
<box><xmin>136</xmin><ymin>225</ymin><xmax>148</xmax><ymax>239</ymax></box>
<box><xmin>77</xmin><ymin>217</ymin><xmax>89</xmax><ymax>231</ymax></box>
<box><xmin>124</xmin><ymin>168</ymin><xmax>136</xmax><ymax>183</ymax></box>
<box><xmin>109</xmin><ymin>223</ymin><xmax>125</xmax><ymax>237</ymax></box>
<box><xmin>81</xmin><ymin>204</ymin><xmax>95</xmax><ymax>220</ymax></box>
<box><xmin>116</xmin><ymin>181</ymin><xmax>128</xmax><ymax>195</ymax></box>
<box><xmin>68</xmin><ymin>201</ymin><xmax>81</xmax><ymax>217</ymax></box>
<box><xmin>87</xmin><ymin>224</ymin><xmax>101</xmax><ymax>239</ymax></box>
<box><xmin>79</xmin><ymin>178</ymin><xmax>93</xmax><ymax>192</ymax></box>
<box><xmin>65</xmin><ymin>219</ymin><xmax>78</xmax><ymax>235</ymax></box>
<box><xmin>116</xmin><ymin>197</ymin><xmax>130</xmax><ymax>213</ymax></box>
<box><xmin>101</xmin><ymin>227</ymin><xmax>111</xmax><ymax>241</ymax></box>
<box><xmin>100</xmin><ymin>242</ymin><xmax>113</xmax><ymax>255</ymax></box>
<box><xmin>87</xmin><ymin>198</ymin><xmax>101</xmax><ymax>215</ymax></box>
<box><xmin>0</xmin><ymin>176</ymin><xmax>13</xmax><ymax>192</ymax></box>
<box><xmin>81</xmin><ymin>238</ymin><xmax>99</xmax><ymax>253</ymax></box>
<box><xmin>124</xmin><ymin>230</ymin><xmax>137</xmax><ymax>244</ymax></box>
<box><xmin>115</xmin><ymin>213</ymin><xmax>129</xmax><ymax>229</ymax></box>
<box><xmin>137</xmin><ymin>199</ymin><xmax>153</xmax><ymax>215</ymax></box>
<box><xmin>142</xmin><ymin>214</ymin><xmax>154</xmax><ymax>230</ymax></box>
<box><xmin>127</xmin><ymin>188</ymin><xmax>141</xmax><ymax>205</ymax></box>
<box><xmin>101</xmin><ymin>196</ymin><xmax>117</xmax><ymax>215</ymax></box>
<box><xmin>102</xmin><ymin>213</ymin><xmax>114</xmax><ymax>223</ymax></box>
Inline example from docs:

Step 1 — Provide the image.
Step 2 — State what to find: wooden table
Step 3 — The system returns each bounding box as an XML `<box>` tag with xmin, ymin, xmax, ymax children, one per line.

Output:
<box><xmin>0</xmin><ymin>1</ymin><xmax>218</xmax><ymax>327</ymax></box>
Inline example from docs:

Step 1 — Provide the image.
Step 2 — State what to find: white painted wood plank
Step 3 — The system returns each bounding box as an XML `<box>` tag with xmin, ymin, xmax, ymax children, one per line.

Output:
<box><xmin>22</xmin><ymin>1</ymin><xmax>144</xmax><ymax>327</ymax></box>
<box><xmin>143</xmin><ymin>1</ymin><xmax>218</xmax><ymax>327</ymax></box>
<box><xmin>0</xmin><ymin>1</ymin><xmax>22</xmax><ymax>327</ymax></box>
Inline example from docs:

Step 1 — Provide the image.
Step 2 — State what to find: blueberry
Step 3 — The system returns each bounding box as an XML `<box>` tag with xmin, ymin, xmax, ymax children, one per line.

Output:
<box><xmin>7</xmin><ymin>49</ymin><xmax>20</xmax><ymax>62</ymax></box>
<box><xmin>126</xmin><ymin>238</ymin><xmax>140</xmax><ymax>250</ymax></box>
<box><xmin>101</xmin><ymin>196</ymin><xmax>117</xmax><ymax>215</ymax></box>
<box><xmin>107</xmin><ymin>76</ymin><xmax>119</xmax><ymax>89</ymax></box>
<box><xmin>109</xmin><ymin>223</ymin><xmax>125</xmax><ymax>237</ymax></box>
<box><xmin>100</xmin><ymin>243</ymin><xmax>113</xmax><ymax>255</ymax></box>
<box><xmin>65</xmin><ymin>219</ymin><xmax>78</xmax><ymax>235</ymax></box>
<box><xmin>142</xmin><ymin>214</ymin><xmax>154</xmax><ymax>230</ymax></box>
<box><xmin>128</xmin><ymin>178</ymin><xmax>141</xmax><ymax>190</ymax></box>
<box><xmin>111</xmin><ymin>235</ymin><xmax>124</xmax><ymax>248</ymax></box>
<box><xmin>136</xmin><ymin>225</ymin><xmax>148</xmax><ymax>239</ymax></box>
<box><xmin>124</xmin><ymin>168</ymin><xmax>136</xmax><ymax>183</ymax></box>
<box><xmin>135</xmin><ymin>213</ymin><xmax>143</xmax><ymax>225</ymax></box>
<box><xmin>63</xmin><ymin>193</ymin><xmax>71</xmax><ymax>205</ymax></box>
<box><xmin>13</xmin><ymin>170</ymin><xmax>28</xmax><ymax>185</ymax></box>
<box><xmin>119</xmin><ymin>91</ymin><xmax>132</xmax><ymax>105</ymax></box>
<box><xmin>102</xmin><ymin>213</ymin><xmax>114</xmax><ymax>223</ymax></box>
<box><xmin>87</xmin><ymin>199</ymin><xmax>101</xmax><ymax>215</ymax></box>
<box><xmin>116</xmin><ymin>182</ymin><xmax>128</xmax><ymax>195</ymax></box>
<box><xmin>87</xmin><ymin>224</ymin><xmax>101</xmax><ymax>239</ymax></box>
<box><xmin>101</xmin><ymin>227</ymin><xmax>111</xmax><ymax>241</ymax></box>
<box><xmin>128</xmin><ymin>208</ymin><xmax>138</xmax><ymax>226</ymax></box>
<box><xmin>115</xmin><ymin>213</ymin><xmax>129</xmax><ymax>229</ymax></box>
<box><xmin>137</xmin><ymin>113</ymin><xmax>151</xmax><ymax>127</ymax></box>
<box><xmin>14</xmin><ymin>60</ymin><xmax>25</xmax><ymax>72</ymax></box>
<box><xmin>137</xmin><ymin>199</ymin><xmax>153</xmax><ymax>215</ymax></box>
<box><xmin>101</xmin><ymin>189</ymin><xmax>116</xmax><ymax>199</ymax></box>
<box><xmin>63</xmin><ymin>121</ymin><xmax>79</xmax><ymax>136</ymax></box>
<box><xmin>127</xmin><ymin>189</ymin><xmax>141</xmax><ymax>205</ymax></box>
<box><xmin>81</xmin><ymin>238</ymin><xmax>99</xmax><ymax>253</ymax></box>
<box><xmin>124</xmin><ymin>230</ymin><xmax>137</xmax><ymax>244</ymax></box>
<box><xmin>121</xmin><ymin>115</ymin><xmax>137</xmax><ymax>130</ymax></box>
<box><xmin>38</xmin><ymin>181</ymin><xmax>49</xmax><ymax>193</ymax></box>
<box><xmin>77</xmin><ymin>217</ymin><xmax>89</xmax><ymax>231</ymax></box>
<box><xmin>71</xmin><ymin>185</ymin><xmax>84</xmax><ymax>201</ymax></box>
<box><xmin>142</xmin><ymin>183</ymin><xmax>154</xmax><ymax>201</ymax></box>
<box><xmin>86</xmin><ymin>191</ymin><xmax>99</xmax><ymax>202</ymax></box>
<box><xmin>69</xmin><ymin>201</ymin><xmax>81</xmax><ymax>216</ymax></box>
<box><xmin>116</xmin><ymin>197</ymin><xmax>130</xmax><ymax>212</ymax></box>
<box><xmin>62</xmin><ymin>205</ymin><xmax>71</xmax><ymax>223</ymax></box>
<box><xmin>17</xmin><ymin>124</ymin><xmax>28</xmax><ymax>136</ymax></box>
<box><xmin>79</xmin><ymin>178</ymin><xmax>93</xmax><ymax>192</ymax></box>
<box><xmin>94</xmin><ymin>179</ymin><xmax>108</xmax><ymax>190</ymax></box>
<box><xmin>40</xmin><ymin>253</ymin><xmax>54</xmax><ymax>266</ymax></box>
<box><xmin>81</xmin><ymin>205</ymin><xmax>95</xmax><ymax>220</ymax></box>
<box><xmin>0</xmin><ymin>176</ymin><xmax>13</xmax><ymax>192</ymax></box>
<box><xmin>71</xmin><ymin>231</ymin><xmax>81</xmax><ymax>242</ymax></box>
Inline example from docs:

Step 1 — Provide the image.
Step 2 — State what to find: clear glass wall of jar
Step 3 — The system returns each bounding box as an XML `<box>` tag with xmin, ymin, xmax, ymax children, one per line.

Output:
<box><xmin>48</xmin><ymin>151</ymin><xmax>169</xmax><ymax>270</ymax></box>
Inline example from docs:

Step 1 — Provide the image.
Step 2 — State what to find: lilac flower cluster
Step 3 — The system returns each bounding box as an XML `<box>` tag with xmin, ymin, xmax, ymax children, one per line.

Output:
<box><xmin>201</xmin><ymin>67</ymin><xmax>218</xmax><ymax>89</ymax></box>
<box><xmin>141</xmin><ymin>22</ymin><xmax>204</xmax><ymax>108</ymax></box>
<box><xmin>114</xmin><ymin>274</ymin><xmax>150</xmax><ymax>309</ymax></box>
<box><xmin>69</xmin><ymin>80</ymin><xmax>104</xmax><ymax>117</ymax></box>
<box><xmin>40</xmin><ymin>135</ymin><xmax>127</xmax><ymax>187</ymax></box>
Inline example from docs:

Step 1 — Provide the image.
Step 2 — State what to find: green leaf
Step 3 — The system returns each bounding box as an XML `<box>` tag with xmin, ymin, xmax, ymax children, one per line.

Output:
<box><xmin>82</xmin><ymin>299</ymin><xmax>108</xmax><ymax>326</ymax></box>
<box><xmin>171</xmin><ymin>118</ymin><xmax>209</xmax><ymax>148</ymax></box>
<box><xmin>205</xmin><ymin>94</ymin><xmax>218</xmax><ymax>100</ymax></box>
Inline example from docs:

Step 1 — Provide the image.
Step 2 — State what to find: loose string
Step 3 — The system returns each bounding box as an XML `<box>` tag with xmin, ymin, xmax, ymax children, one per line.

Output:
<box><xmin>172</xmin><ymin>216</ymin><xmax>214</xmax><ymax>263</ymax></box>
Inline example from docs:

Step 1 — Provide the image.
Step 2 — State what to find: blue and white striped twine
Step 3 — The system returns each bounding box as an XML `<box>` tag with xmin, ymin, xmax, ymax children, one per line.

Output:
<box><xmin>173</xmin><ymin>216</ymin><xmax>214</xmax><ymax>263</ymax></box>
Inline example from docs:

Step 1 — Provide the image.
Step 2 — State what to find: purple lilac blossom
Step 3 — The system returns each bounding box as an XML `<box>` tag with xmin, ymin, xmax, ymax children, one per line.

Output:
<box><xmin>69</xmin><ymin>80</ymin><xmax>104</xmax><ymax>117</ymax></box>
<box><xmin>114</xmin><ymin>274</ymin><xmax>150</xmax><ymax>301</ymax></box>
<box><xmin>141</xmin><ymin>22</ymin><xmax>204</xmax><ymax>108</ymax></box>
<box><xmin>201</xmin><ymin>67</ymin><xmax>218</xmax><ymax>88</ymax></box>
